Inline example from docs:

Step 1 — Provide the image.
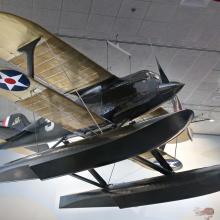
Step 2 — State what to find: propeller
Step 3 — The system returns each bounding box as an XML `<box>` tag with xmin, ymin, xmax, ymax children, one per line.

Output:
<box><xmin>155</xmin><ymin>57</ymin><xmax>169</xmax><ymax>83</ymax></box>
<box><xmin>155</xmin><ymin>57</ymin><xmax>193</xmax><ymax>142</ymax></box>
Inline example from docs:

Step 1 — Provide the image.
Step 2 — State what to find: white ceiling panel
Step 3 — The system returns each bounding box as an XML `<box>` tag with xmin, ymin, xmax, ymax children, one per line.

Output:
<box><xmin>87</xmin><ymin>14</ymin><xmax>115</xmax><ymax>34</ymax></box>
<box><xmin>165</xmin><ymin>53</ymin><xmax>199</xmax><ymax>80</ymax></box>
<box><xmin>186</xmin><ymin>90</ymin><xmax>212</xmax><ymax>105</ymax></box>
<box><xmin>194</xmin><ymin>27</ymin><xmax>215</xmax><ymax>48</ymax></box>
<box><xmin>180</xmin><ymin>0</ymin><xmax>211</xmax><ymax>8</ymax></box>
<box><xmin>174</xmin><ymin>6</ymin><xmax>205</xmax><ymax>23</ymax></box>
<box><xmin>62</xmin><ymin>0</ymin><xmax>92</xmax><ymax>13</ymax></box>
<box><xmin>213</xmin><ymin>62</ymin><xmax>220</xmax><ymax>72</ymax></box>
<box><xmin>165</xmin><ymin>22</ymin><xmax>194</xmax><ymax>45</ymax></box>
<box><xmin>2</xmin><ymin>0</ymin><xmax>32</xmax><ymax>9</ymax></box>
<box><xmin>203</xmin><ymin>70</ymin><xmax>220</xmax><ymax>83</ymax></box>
<box><xmin>58</xmin><ymin>27</ymin><xmax>87</xmax><ymax>37</ymax></box>
<box><xmin>183</xmin><ymin>52</ymin><xmax>219</xmax><ymax>82</ymax></box>
<box><xmin>138</xmin><ymin>21</ymin><xmax>168</xmax><ymax>40</ymax></box>
<box><xmin>32</xmin><ymin>8</ymin><xmax>60</xmax><ymax>31</ymax></box>
<box><xmin>118</xmin><ymin>0</ymin><xmax>150</xmax><ymax>19</ymax></box>
<box><xmin>145</xmin><ymin>2</ymin><xmax>177</xmax><ymax>22</ymax></box>
<box><xmin>207</xmin><ymin>28</ymin><xmax>220</xmax><ymax>49</ymax></box>
<box><xmin>125</xmin><ymin>45</ymin><xmax>152</xmax><ymax>73</ymax></box>
<box><xmin>2</xmin><ymin>4</ymin><xmax>33</xmax><ymax>20</ymax></box>
<box><xmin>112</xmin><ymin>17</ymin><xmax>142</xmax><ymax>37</ymax></box>
<box><xmin>60</xmin><ymin>11</ymin><xmax>88</xmax><ymax>30</ymax></box>
<box><xmin>33</xmin><ymin>0</ymin><xmax>62</xmax><ymax>10</ymax></box>
<box><xmin>91</xmin><ymin>0</ymin><xmax>123</xmax><ymax>16</ymax></box>
<box><xmin>153</xmin><ymin>0</ymin><xmax>181</xmax><ymax>5</ymax></box>
<box><xmin>197</xmin><ymin>81</ymin><xmax>218</xmax><ymax>93</ymax></box>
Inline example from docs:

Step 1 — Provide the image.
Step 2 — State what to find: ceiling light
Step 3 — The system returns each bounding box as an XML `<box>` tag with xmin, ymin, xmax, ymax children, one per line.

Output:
<box><xmin>181</xmin><ymin>0</ymin><xmax>211</xmax><ymax>7</ymax></box>
<box><xmin>209</xmin><ymin>119</ymin><xmax>215</xmax><ymax>122</ymax></box>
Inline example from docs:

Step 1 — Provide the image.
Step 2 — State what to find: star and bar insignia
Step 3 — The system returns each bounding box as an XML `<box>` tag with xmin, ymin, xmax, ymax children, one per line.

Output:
<box><xmin>0</xmin><ymin>70</ymin><xmax>30</xmax><ymax>91</ymax></box>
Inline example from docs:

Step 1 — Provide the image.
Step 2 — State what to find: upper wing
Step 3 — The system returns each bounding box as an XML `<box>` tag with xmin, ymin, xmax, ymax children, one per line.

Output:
<box><xmin>0</xmin><ymin>12</ymin><xmax>115</xmax><ymax>131</ymax></box>
<box><xmin>0</xmin><ymin>12</ymin><xmax>113</xmax><ymax>92</ymax></box>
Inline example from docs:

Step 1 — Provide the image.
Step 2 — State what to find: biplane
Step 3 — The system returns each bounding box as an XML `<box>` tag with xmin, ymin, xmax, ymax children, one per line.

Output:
<box><xmin>0</xmin><ymin>12</ymin><xmax>219</xmax><ymax>209</ymax></box>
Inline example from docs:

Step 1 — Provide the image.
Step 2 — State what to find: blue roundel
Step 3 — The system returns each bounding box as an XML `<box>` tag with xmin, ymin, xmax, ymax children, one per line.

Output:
<box><xmin>0</xmin><ymin>70</ymin><xmax>30</xmax><ymax>91</ymax></box>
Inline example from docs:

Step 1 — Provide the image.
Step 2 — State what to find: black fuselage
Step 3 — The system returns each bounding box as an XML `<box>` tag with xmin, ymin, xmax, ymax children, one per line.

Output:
<box><xmin>75</xmin><ymin>70</ymin><xmax>183</xmax><ymax>124</ymax></box>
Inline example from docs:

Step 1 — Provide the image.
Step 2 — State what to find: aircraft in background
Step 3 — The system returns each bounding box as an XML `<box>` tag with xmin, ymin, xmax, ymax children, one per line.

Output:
<box><xmin>0</xmin><ymin>113</ymin><xmax>71</xmax><ymax>151</ymax></box>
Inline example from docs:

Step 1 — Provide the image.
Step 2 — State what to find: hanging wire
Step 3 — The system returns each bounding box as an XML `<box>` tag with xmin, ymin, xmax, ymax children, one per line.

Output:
<box><xmin>75</xmin><ymin>90</ymin><xmax>103</xmax><ymax>134</ymax></box>
<box><xmin>148</xmin><ymin>38</ymin><xmax>156</xmax><ymax>58</ymax></box>
<box><xmin>30</xmin><ymin>89</ymin><xmax>39</xmax><ymax>153</ymax></box>
<box><xmin>44</xmin><ymin>40</ymin><xmax>103</xmax><ymax>134</ymax></box>
<box><xmin>106</xmin><ymin>40</ymin><xmax>109</xmax><ymax>71</ymax></box>
<box><xmin>129</xmin><ymin>55</ymin><xmax>131</xmax><ymax>75</ymax></box>
<box><xmin>108</xmin><ymin>163</ymin><xmax>116</xmax><ymax>184</ymax></box>
<box><xmin>175</xmin><ymin>137</ymin><xmax>178</xmax><ymax>158</ymax></box>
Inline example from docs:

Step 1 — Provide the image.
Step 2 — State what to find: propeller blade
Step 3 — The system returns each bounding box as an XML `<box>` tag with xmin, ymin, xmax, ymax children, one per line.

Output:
<box><xmin>187</xmin><ymin>127</ymin><xmax>193</xmax><ymax>142</ymax></box>
<box><xmin>172</xmin><ymin>96</ymin><xmax>183</xmax><ymax>112</ymax></box>
<box><xmin>155</xmin><ymin>58</ymin><xmax>193</xmax><ymax>142</ymax></box>
<box><xmin>176</xmin><ymin>96</ymin><xmax>183</xmax><ymax>110</ymax></box>
<box><xmin>155</xmin><ymin>56</ymin><xmax>169</xmax><ymax>83</ymax></box>
<box><xmin>172</xmin><ymin>97</ymin><xmax>193</xmax><ymax>142</ymax></box>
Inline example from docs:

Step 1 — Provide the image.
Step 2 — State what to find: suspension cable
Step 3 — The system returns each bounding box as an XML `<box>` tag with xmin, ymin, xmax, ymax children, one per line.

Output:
<box><xmin>108</xmin><ymin>163</ymin><xmax>116</xmax><ymax>184</ymax></box>
<box><xmin>30</xmin><ymin>89</ymin><xmax>39</xmax><ymax>153</ymax></box>
<box><xmin>45</xmin><ymin>40</ymin><xmax>103</xmax><ymax>134</ymax></box>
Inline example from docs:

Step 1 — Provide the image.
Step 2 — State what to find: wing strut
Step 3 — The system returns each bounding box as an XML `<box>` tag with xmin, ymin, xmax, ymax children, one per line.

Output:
<box><xmin>50</xmin><ymin>137</ymin><xmax>67</xmax><ymax>149</ymax></box>
<box><xmin>71</xmin><ymin>173</ymin><xmax>107</xmax><ymax>189</ymax></box>
<box><xmin>88</xmin><ymin>169</ymin><xmax>108</xmax><ymax>187</ymax></box>
<box><xmin>133</xmin><ymin>156</ymin><xmax>173</xmax><ymax>175</ymax></box>
<box><xmin>151</xmin><ymin>149</ymin><xmax>173</xmax><ymax>172</ymax></box>
<box><xmin>71</xmin><ymin>169</ymin><xmax>108</xmax><ymax>189</ymax></box>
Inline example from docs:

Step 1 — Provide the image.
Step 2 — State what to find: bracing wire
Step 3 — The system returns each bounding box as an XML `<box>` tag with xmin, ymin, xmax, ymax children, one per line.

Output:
<box><xmin>108</xmin><ymin>163</ymin><xmax>116</xmax><ymax>184</ymax></box>
<box><xmin>44</xmin><ymin>40</ymin><xmax>103</xmax><ymax>134</ymax></box>
<box><xmin>30</xmin><ymin>89</ymin><xmax>39</xmax><ymax>153</ymax></box>
<box><xmin>106</xmin><ymin>40</ymin><xmax>109</xmax><ymax>71</ymax></box>
<box><xmin>129</xmin><ymin>55</ymin><xmax>131</xmax><ymax>75</ymax></box>
<box><xmin>75</xmin><ymin>90</ymin><xmax>103</xmax><ymax>134</ymax></box>
<box><xmin>175</xmin><ymin>137</ymin><xmax>178</xmax><ymax>158</ymax></box>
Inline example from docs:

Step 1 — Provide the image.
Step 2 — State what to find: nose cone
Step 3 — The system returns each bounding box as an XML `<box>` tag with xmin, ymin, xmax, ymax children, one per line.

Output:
<box><xmin>159</xmin><ymin>82</ymin><xmax>184</xmax><ymax>96</ymax></box>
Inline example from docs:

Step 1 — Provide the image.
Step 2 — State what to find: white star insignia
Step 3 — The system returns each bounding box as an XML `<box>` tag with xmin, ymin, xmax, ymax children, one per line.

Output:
<box><xmin>0</xmin><ymin>71</ymin><xmax>28</xmax><ymax>91</ymax></box>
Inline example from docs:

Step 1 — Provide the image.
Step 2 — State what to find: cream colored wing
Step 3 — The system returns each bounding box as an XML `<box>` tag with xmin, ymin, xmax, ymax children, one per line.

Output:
<box><xmin>0</xmin><ymin>12</ymin><xmax>113</xmax><ymax>131</ymax></box>
<box><xmin>0</xmin><ymin>12</ymin><xmax>112</xmax><ymax>92</ymax></box>
<box><xmin>12</xmin><ymin>147</ymin><xmax>33</xmax><ymax>156</ymax></box>
<box><xmin>0</xmin><ymin>75</ymin><xmax>103</xmax><ymax>131</ymax></box>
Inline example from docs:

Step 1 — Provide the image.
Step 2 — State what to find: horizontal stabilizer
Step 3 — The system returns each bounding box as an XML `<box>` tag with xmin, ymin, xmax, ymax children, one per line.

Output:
<box><xmin>0</xmin><ymin>126</ymin><xmax>19</xmax><ymax>140</ymax></box>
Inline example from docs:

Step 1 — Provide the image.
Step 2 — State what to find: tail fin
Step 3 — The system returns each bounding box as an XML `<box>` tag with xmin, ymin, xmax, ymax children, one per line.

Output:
<box><xmin>1</xmin><ymin>113</ymin><xmax>30</xmax><ymax>131</ymax></box>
